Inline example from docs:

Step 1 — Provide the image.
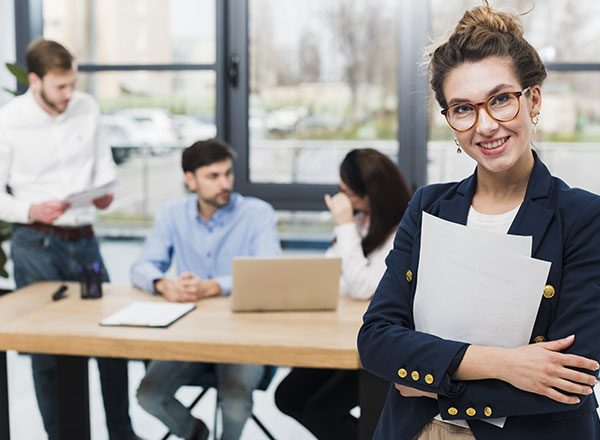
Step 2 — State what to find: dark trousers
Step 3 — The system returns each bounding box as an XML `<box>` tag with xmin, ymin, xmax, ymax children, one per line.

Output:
<box><xmin>10</xmin><ymin>224</ymin><xmax>134</xmax><ymax>440</ymax></box>
<box><xmin>274</xmin><ymin>368</ymin><xmax>359</xmax><ymax>440</ymax></box>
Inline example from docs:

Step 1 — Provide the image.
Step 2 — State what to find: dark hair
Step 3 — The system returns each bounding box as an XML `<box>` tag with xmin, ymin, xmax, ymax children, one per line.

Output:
<box><xmin>181</xmin><ymin>139</ymin><xmax>236</xmax><ymax>173</ymax></box>
<box><xmin>428</xmin><ymin>1</ymin><xmax>547</xmax><ymax>109</ymax></box>
<box><xmin>340</xmin><ymin>148</ymin><xmax>412</xmax><ymax>256</ymax></box>
<box><xmin>26</xmin><ymin>39</ymin><xmax>74</xmax><ymax>78</ymax></box>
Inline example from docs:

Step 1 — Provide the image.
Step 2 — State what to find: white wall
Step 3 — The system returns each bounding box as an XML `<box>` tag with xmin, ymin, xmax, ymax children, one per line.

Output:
<box><xmin>0</xmin><ymin>0</ymin><xmax>16</xmax><ymax>105</ymax></box>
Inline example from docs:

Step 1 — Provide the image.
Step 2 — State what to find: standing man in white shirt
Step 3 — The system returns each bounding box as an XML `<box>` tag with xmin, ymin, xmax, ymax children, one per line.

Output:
<box><xmin>0</xmin><ymin>39</ymin><xmax>140</xmax><ymax>440</ymax></box>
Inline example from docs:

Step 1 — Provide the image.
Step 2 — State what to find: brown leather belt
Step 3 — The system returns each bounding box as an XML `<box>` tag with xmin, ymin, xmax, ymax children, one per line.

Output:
<box><xmin>16</xmin><ymin>222</ymin><xmax>94</xmax><ymax>240</ymax></box>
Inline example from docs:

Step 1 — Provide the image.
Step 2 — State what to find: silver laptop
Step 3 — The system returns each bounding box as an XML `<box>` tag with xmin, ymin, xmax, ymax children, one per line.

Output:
<box><xmin>231</xmin><ymin>257</ymin><xmax>341</xmax><ymax>312</ymax></box>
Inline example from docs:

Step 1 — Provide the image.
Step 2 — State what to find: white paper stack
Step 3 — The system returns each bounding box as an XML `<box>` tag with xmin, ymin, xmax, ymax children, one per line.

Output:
<box><xmin>414</xmin><ymin>212</ymin><xmax>552</xmax><ymax>428</ymax></box>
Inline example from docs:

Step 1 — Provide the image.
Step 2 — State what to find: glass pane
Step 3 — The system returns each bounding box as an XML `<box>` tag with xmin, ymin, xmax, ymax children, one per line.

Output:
<box><xmin>75</xmin><ymin>71</ymin><xmax>216</xmax><ymax>230</ymax></box>
<box><xmin>249</xmin><ymin>0</ymin><xmax>399</xmax><ymax>184</ymax></box>
<box><xmin>43</xmin><ymin>0</ymin><xmax>215</xmax><ymax>64</ymax></box>
<box><xmin>430</xmin><ymin>0</ymin><xmax>600</xmax><ymax>63</ymax></box>
<box><xmin>535</xmin><ymin>71</ymin><xmax>600</xmax><ymax>194</ymax></box>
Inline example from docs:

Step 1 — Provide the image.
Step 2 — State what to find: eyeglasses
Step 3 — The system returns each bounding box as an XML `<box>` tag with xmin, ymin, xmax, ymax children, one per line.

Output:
<box><xmin>441</xmin><ymin>87</ymin><xmax>530</xmax><ymax>132</ymax></box>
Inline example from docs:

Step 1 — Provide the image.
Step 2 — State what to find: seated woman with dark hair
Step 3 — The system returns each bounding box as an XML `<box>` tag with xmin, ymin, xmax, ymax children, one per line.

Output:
<box><xmin>274</xmin><ymin>148</ymin><xmax>412</xmax><ymax>440</ymax></box>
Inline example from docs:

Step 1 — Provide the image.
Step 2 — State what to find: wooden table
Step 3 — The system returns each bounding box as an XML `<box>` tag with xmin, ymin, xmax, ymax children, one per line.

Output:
<box><xmin>0</xmin><ymin>282</ymin><xmax>388</xmax><ymax>440</ymax></box>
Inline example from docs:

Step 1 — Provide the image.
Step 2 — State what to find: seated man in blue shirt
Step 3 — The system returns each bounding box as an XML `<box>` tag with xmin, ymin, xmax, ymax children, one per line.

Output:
<box><xmin>131</xmin><ymin>139</ymin><xmax>281</xmax><ymax>440</ymax></box>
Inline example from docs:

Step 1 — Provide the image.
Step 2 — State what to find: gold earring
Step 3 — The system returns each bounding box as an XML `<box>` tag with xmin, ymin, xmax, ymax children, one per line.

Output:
<box><xmin>454</xmin><ymin>138</ymin><xmax>462</xmax><ymax>154</ymax></box>
<box><xmin>531</xmin><ymin>112</ymin><xmax>540</xmax><ymax>134</ymax></box>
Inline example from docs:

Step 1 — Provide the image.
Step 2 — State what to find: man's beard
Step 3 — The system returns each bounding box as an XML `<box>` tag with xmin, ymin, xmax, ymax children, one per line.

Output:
<box><xmin>40</xmin><ymin>89</ymin><xmax>68</xmax><ymax>114</ymax></box>
<box><xmin>203</xmin><ymin>191</ymin><xmax>231</xmax><ymax>209</ymax></box>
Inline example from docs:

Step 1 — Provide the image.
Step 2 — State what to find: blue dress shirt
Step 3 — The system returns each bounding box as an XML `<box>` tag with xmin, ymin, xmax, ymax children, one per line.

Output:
<box><xmin>131</xmin><ymin>192</ymin><xmax>281</xmax><ymax>294</ymax></box>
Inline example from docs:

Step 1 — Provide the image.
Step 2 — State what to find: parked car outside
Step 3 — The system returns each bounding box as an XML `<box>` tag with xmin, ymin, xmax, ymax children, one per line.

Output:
<box><xmin>265</xmin><ymin>106</ymin><xmax>308</xmax><ymax>135</ymax></box>
<box><xmin>112</xmin><ymin>108</ymin><xmax>182</xmax><ymax>155</ymax></box>
<box><xmin>172</xmin><ymin>115</ymin><xmax>216</xmax><ymax>146</ymax></box>
<box><xmin>98</xmin><ymin>114</ymin><xmax>140</xmax><ymax>165</ymax></box>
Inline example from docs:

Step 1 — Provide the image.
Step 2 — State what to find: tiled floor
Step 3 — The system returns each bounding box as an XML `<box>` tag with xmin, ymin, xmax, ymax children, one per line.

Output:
<box><xmin>6</xmin><ymin>351</ymin><xmax>315</xmax><ymax>439</ymax></box>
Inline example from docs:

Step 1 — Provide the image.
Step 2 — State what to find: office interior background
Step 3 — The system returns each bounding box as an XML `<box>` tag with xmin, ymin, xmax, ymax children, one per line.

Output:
<box><xmin>1</xmin><ymin>0</ymin><xmax>600</xmax><ymax>438</ymax></box>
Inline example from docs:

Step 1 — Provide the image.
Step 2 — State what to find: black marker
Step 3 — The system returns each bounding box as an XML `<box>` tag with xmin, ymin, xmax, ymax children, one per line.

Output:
<box><xmin>52</xmin><ymin>284</ymin><xmax>68</xmax><ymax>301</ymax></box>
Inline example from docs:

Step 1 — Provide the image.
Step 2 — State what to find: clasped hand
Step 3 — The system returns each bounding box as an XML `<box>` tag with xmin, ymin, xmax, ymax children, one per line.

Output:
<box><xmin>155</xmin><ymin>272</ymin><xmax>221</xmax><ymax>302</ymax></box>
<box><xmin>497</xmin><ymin>335</ymin><xmax>598</xmax><ymax>404</ymax></box>
<box><xmin>395</xmin><ymin>335</ymin><xmax>599</xmax><ymax>404</ymax></box>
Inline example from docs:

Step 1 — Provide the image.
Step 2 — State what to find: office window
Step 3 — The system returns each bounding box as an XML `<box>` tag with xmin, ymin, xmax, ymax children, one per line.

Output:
<box><xmin>534</xmin><ymin>71</ymin><xmax>600</xmax><ymax>192</ymax></box>
<box><xmin>42</xmin><ymin>0</ymin><xmax>215</xmax><ymax>64</ymax></box>
<box><xmin>75</xmin><ymin>71</ymin><xmax>216</xmax><ymax>228</ymax></box>
<box><xmin>41</xmin><ymin>0</ymin><xmax>217</xmax><ymax>231</ymax></box>
<box><xmin>427</xmin><ymin>0</ymin><xmax>600</xmax><ymax>193</ymax></box>
<box><xmin>430</xmin><ymin>0</ymin><xmax>600</xmax><ymax>63</ymax></box>
<box><xmin>248</xmin><ymin>0</ymin><xmax>399</xmax><ymax>184</ymax></box>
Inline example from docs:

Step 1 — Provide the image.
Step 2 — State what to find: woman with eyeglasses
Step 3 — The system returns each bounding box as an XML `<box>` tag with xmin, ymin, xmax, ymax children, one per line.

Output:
<box><xmin>358</xmin><ymin>2</ymin><xmax>600</xmax><ymax>439</ymax></box>
<box><xmin>275</xmin><ymin>148</ymin><xmax>412</xmax><ymax>440</ymax></box>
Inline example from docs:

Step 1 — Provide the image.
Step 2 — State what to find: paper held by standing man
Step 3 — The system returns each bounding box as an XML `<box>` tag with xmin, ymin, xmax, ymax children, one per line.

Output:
<box><xmin>64</xmin><ymin>179</ymin><xmax>116</xmax><ymax>208</ymax></box>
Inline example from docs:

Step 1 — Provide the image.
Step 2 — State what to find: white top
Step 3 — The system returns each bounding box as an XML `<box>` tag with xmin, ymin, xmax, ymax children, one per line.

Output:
<box><xmin>466</xmin><ymin>204</ymin><xmax>521</xmax><ymax>234</ymax></box>
<box><xmin>0</xmin><ymin>90</ymin><xmax>116</xmax><ymax>225</ymax></box>
<box><xmin>325</xmin><ymin>215</ymin><xmax>395</xmax><ymax>301</ymax></box>
<box><xmin>435</xmin><ymin>203</ymin><xmax>521</xmax><ymax>428</ymax></box>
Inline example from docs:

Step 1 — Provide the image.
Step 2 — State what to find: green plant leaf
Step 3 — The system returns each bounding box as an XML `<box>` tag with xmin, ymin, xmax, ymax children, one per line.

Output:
<box><xmin>1</xmin><ymin>87</ymin><xmax>19</xmax><ymax>97</ymax></box>
<box><xmin>5</xmin><ymin>62</ymin><xmax>29</xmax><ymax>86</ymax></box>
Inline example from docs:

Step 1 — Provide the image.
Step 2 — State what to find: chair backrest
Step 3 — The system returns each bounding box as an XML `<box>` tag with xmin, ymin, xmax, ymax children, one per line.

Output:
<box><xmin>257</xmin><ymin>365</ymin><xmax>277</xmax><ymax>391</ymax></box>
<box><xmin>184</xmin><ymin>364</ymin><xmax>276</xmax><ymax>391</ymax></box>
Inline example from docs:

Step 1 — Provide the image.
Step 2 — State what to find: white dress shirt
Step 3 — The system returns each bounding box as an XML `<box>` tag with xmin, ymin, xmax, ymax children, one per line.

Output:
<box><xmin>0</xmin><ymin>89</ymin><xmax>115</xmax><ymax>226</ymax></box>
<box><xmin>325</xmin><ymin>215</ymin><xmax>396</xmax><ymax>301</ymax></box>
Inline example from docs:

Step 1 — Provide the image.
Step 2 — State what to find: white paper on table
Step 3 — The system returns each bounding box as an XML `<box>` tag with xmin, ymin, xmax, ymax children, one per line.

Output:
<box><xmin>100</xmin><ymin>301</ymin><xmax>195</xmax><ymax>327</ymax></box>
<box><xmin>64</xmin><ymin>180</ymin><xmax>116</xmax><ymax>208</ymax></box>
<box><xmin>414</xmin><ymin>213</ymin><xmax>552</xmax><ymax>428</ymax></box>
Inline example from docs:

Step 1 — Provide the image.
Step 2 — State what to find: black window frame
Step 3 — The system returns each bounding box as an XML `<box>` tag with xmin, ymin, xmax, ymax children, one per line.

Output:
<box><xmin>224</xmin><ymin>0</ymin><xmax>429</xmax><ymax>210</ymax></box>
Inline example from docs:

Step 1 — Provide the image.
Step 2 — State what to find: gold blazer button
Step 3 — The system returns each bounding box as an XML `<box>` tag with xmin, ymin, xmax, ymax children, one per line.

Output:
<box><xmin>543</xmin><ymin>284</ymin><xmax>555</xmax><ymax>299</ymax></box>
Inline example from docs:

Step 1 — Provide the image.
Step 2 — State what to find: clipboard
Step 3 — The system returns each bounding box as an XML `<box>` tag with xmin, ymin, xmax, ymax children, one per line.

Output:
<box><xmin>100</xmin><ymin>301</ymin><xmax>196</xmax><ymax>328</ymax></box>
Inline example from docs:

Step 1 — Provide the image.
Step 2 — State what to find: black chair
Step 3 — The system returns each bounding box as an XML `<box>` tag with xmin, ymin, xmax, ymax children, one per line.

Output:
<box><xmin>160</xmin><ymin>365</ymin><xmax>277</xmax><ymax>440</ymax></box>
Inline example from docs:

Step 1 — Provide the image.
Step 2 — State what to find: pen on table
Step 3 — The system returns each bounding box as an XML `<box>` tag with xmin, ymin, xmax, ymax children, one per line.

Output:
<box><xmin>52</xmin><ymin>284</ymin><xmax>69</xmax><ymax>301</ymax></box>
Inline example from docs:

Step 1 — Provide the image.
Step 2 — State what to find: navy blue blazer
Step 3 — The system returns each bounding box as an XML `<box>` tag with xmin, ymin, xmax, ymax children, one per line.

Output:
<box><xmin>358</xmin><ymin>152</ymin><xmax>600</xmax><ymax>439</ymax></box>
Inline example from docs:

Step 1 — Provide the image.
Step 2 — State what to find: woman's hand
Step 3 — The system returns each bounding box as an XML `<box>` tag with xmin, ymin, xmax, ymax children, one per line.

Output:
<box><xmin>458</xmin><ymin>335</ymin><xmax>599</xmax><ymax>404</ymax></box>
<box><xmin>499</xmin><ymin>335</ymin><xmax>598</xmax><ymax>404</ymax></box>
<box><xmin>324</xmin><ymin>193</ymin><xmax>354</xmax><ymax>225</ymax></box>
<box><xmin>394</xmin><ymin>383</ymin><xmax>437</xmax><ymax>399</ymax></box>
